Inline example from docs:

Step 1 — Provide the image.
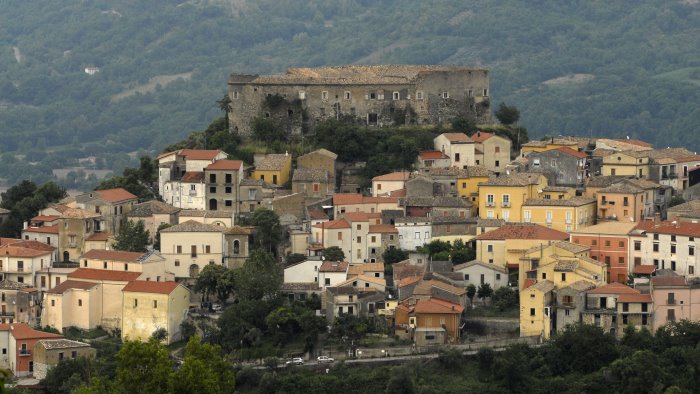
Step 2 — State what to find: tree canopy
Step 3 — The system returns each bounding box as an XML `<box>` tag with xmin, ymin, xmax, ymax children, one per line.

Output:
<box><xmin>112</xmin><ymin>220</ymin><xmax>150</xmax><ymax>252</ymax></box>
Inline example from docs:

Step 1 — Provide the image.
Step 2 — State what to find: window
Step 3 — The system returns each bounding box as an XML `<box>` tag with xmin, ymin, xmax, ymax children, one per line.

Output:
<box><xmin>524</xmin><ymin>210</ymin><xmax>531</xmax><ymax>223</ymax></box>
<box><xmin>486</xmin><ymin>194</ymin><xmax>495</xmax><ymax>206</ymax></box>
<box><xmin>325</xmin><ymin>278</ymin><xmax>330</xmax><ymax>285</ymax></box>
<box><xmin>487</xmin><ymin>210</ymin><xmax>494</xmax><ymax>219</ymax></box>
<box><xmin>503</xmin><ymin>210</ymin><xmax>510</xmax><ymax>221</ymax></box>
<box><xmin>668</xmin><ymin>293</ymin><xmax>675</xmax><ymax>304</ymax></box>
<box><xmin>619</xmin><ymin>241</ymin><xmax>624</xmax><ymax>248</ymax></box>
<box><xmin>542</xmin><ymin>273</ymin><xmax>547</xmax><ymax>280</ymax></box>
<box><xmin>416</xmin><ymin>91</ymin><xmax>424</xmax><ymax>100</ymax></box>
<box><xmin>299</xmin><ymin>91</ymin><xmax>306</xmax><ymax>99</ymax></box>
<box><xmin>124</xmin><ymin>264</ymin><xmax>129</xmax><ymax>271</ymax></box>
<box><xmin>546</xmin><ymin>211</ymin><xmax>553</xmax><ymax>224</ymax></box>
<box><xmin>619</xmin><ymin>257</ymin><xmax>624</xmax><ymax>265</ymax></box>
<box><xmin>467</xmin><ymin>89</ymin><xmax>473</xmax><ymax>97</ymax></box>
<box><xmin>133</xmin><ymin>299</ymin><xmax>138</xmax><ymax>307</ymax></box>
<box><xmin>191</xmin><ymin>245</ymin><xmax>197</xmax><ymax>257</ymax></box>
<box><xmin>691</xmin><ymin>246</ymin><xmax>695</xmax><ymax>256</ymax></box>
<box><xmin>442</xmin><ymin>91</ymin><xmax>449</xmax><ymax>99</ymax></box>
<box><xmin>415</xmin><ymin>232</ymin><xmax>420</xmax><ymax>240</ymax></box>
<box><xmin>344</xmin><ymin>91</ymin><xmax>351</xmax><ymax>100</ymax></box>
<box><xmin>51</xmin><ymin>300</ymin><xmax>55</xmax><ymax>307</ymax></box>
<box><xmin>495</xmin><ymin>146</ymin><xmax>500</xmax><ymax>153</ymax></box>
<box><xmin>668</xmin><ymin>309</ymin><xmax>676</xmax><ymax>322</ymax></box>
<box><xmin>561</xmin><ymin>273</ymin><xmax>566</xmax><ymax>281</ymax></box>
<box><xmin>232</xmin><ymin>91</ymin><xmax>239</xmax><ymax>99</ymax></box>
<box><xmin>530</xmin><ymin>308</ymin><xmax>535</xmax><ymax>316</ymax></box>
<box><xmin>356</xmin><ymin>236</ymin><xmax>361</xmax><ymax>244</ymax></box>
<box><xmin>78</xmin><ymin>299</ymin><xmax>82</xmax><ymax>307</ymax></box>
<box><xmin>634</xmin><ymin>241</ymin><xmax>641</xmax><ymax>251</ymax></box>
<box><xmin>371</xmin><ymin>236</ymin><xmax>376</xmax><ymax>243</ymax></box>
<box><xmin>176</xmin><ymin>245</ymin><xmax>182</xmax><ymax>254</ymax></box>
<box><xmin>690</xmin><ymin>266</ymin><xmax>695</xmax><ymax>275</ymax></box>
<box><xmin>653</xmin><ymin>243</ymin><xmax>659</xmax><ymax>252</ymax></box>
<box><xmin>483</xmin><ymin>88</ymin><xmax>488</xmax><ymax>96</ymax></box>
<box><xmin>175</xmin><ymin>260</ymin><xmax>180</xmax><ymax>267</ymax></box>
<box><xmin>205</xmin><ymin>245</ymin><xmax>211</xmax><ymax>254</ymax></box>
<box><xmin>487</xmin><ymin>244</ymin><xmax>494</xmax><ymax>253</ymax></box>
<box><xmin>392</xmin><ymin>92</ymin><xmax>400</xmax><ymax>100</ymax></box>
<box><xmin>321</xmin><ymin>91</ymin><xmax>328</xmax><ymax>100</ymax></box>
<box><xmin>455</xmin><ymin>153</ymin><xmax>461</xmax><ymax>162</ymax></box>
<box><xmin>153</xmin><ymin>300</ymin><xmax>158</xmax><ymax>308</ymax></box>
<box><xmin>71</xmin><ymin>351</ymin><xmax>77</xmax><ymax>359</ymax></box>
<box><xmin>337</xmin><ymin>232</ymin><xmax>343</xmax><ymax>241</ymax></box>
<box><xmin>605</xmin><ymin>240</ymin><xmax>611</xmax><ymax>247</ymax></box>
<box><xmin>605</xmin><ymin>256</ymin><xmax>611</xmax><ymax>266</ymax></box>
<box><xmin>496</xmin><ymin>274</ymin><xmax>501</xmax><ymax>280</ymax></box>
<box><xmin>495</xmin><ymin>160</ymin><xmax>500</xmax><ymax>167</ymax></box>
<box><xmin>502</xmin><ymin>194</ymin><xmax>510</xmax><ymax>206</ymax></box>
<box><xmin>59</xmin><ymin>352</ymin><xmax>64</xmax><ymax>360</ymax></box>
<box><xmin>671</xmin><ymin>244</ymin><xmax>676</xmax><ymax>254</ymax></box>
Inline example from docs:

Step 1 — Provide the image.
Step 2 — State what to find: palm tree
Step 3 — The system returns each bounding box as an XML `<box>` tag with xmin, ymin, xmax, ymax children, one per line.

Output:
<box><xmin>217</xmin><ymin>94</ymin><xmax>232</xmax><ymax>131</ymax></box>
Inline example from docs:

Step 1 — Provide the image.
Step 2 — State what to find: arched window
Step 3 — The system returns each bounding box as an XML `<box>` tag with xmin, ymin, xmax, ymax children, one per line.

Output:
<box><xmin>233</xmin><ymin>240</ymin><xmax>240</xmax><ymax>255</ymax></box>
<box><xmin>63</xmin><ymin>251</ymin><xmax>70</xmax><ymax>262</ymax></box>
<box><xmin>189</xmin><ymin>264</ymin><xmax>200</xmax><ymax>278</ymax></box>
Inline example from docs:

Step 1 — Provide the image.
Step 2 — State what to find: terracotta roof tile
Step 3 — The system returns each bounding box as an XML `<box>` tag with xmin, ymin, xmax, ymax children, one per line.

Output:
<box><xmin>413</xmin><ymin>298</ymin><xmax>463</xmax><ymax>314</ymax></box>
<box><xmin>588</xmin><ymin>282</ymin><xmax>639</xmax><ymax>295</ymax></box>
<box><xmin>46</xmin><ymin>280</ymin><xmax>99</xmax><ymax>294</ymax></box>
<box><xmin>293</xmin><ymin>168</ymin><xmax>329</xmax><ymax>182</ymax></box>
<box><xmin>205</xmin><ymin>159</ymin><xmax>243</xmax><ymax>170</ymax></box>
<box><xmin>332</xmin><ymin>193</ymin><xmax>399</xmax><ymax>205</ymax></box>
<box><xmin>0</xmin><ymin>323</ymin><xmax>63</xmax><ymax>340</ymax></box>
<box><xmin>158</xmin><ymin>149</ymin><xmax>224</xmax><ymax>161</ymax></box>
<box><xmin>69</xmin><ymin>268</ymin><xmax>141</xmax><ymax>282</ymax></box>
<box><xmin>0</xmin><ymin>244</ymin><xmax>53</xmax><ymax>258</ymax></box>
<box><xmin>419</xmin><ymin>151</ymin><xmax>449</xmax><ymax>160</ymax></box>
<box><xmin>481</xmin><ymin>172</ymin><xmax>545</xmax><ymax>186</ymax></box>
<box><xmin>319</xmin><ymin>261</ymin><xmax>349</xmax><ymax>272</ymax></box>
<box><xmin>80</xmin><ymin>249</ymin><xmax>146</xmax><ymax>262</ymax></box>
<box><xmin>523</xmin><ymin>197</ymin><xmax>596</xmax><ymax>207</ymax></box>
<box><xmin>60</xmin><ymin>208</ymin><xmax>101</xmax><ymax>219</ymax></box>
<box><xmin>122</xmin><ymin>281</ymin><xmax>182</xmax><ymax>294</ymax></box>
<box><xmin>128</xmin><ymin>201</ymin><xmax>180</xmax><ymax>217</ymax></box>
<box><xmin>313</xmin><ymin>218</ymin><xmax>350</xmax><ymax>229</ymax></box>
<box><xmin>469</xmin><ymin>131</ymin><xmax>494</xmax><ymax>143</ymax></box>
<box><xmin>95</xmin><ymin>188</ymin><xmax>137</xmax><ymax>204</ymax></box>
<box><xmin>651</xmin><ymin>276</ymin><xmax>687</xmax><ymax>287</ymax></box>
<box><xmin>180</xmin><ymin>172</ymin><xmax>204</xmax><ymax>183</ymax></box>
<box><xmin>86</xmin><ymin>232</ymin><xmax>110</xmax><ymax>241</ymax></box>
<box><xmin>633</xmin><ymin>264</ymin><xmax>656</xmax><ymax>275</ymax></box>
<box><xmin>372</xmin><ymin>171</ymin><xmax>411</xmax><ymax>182</ymax></box>
<box><xmin>31</xmin><ymin>215</ymin><xmax>60</xmax><ymax>222</ymax></box>
<box><xmin>369</xmin><ymin>224</ymin><xmax>398</xmax><ymax>233</ymax></box>
<box><xmin>23</xmin><ymin>225</ymin><xmax>59</xmax><ymax>234</ymax></box>
<box><xmin>617</xmin><ymin>293</ymin><xmax>652</xmax><ymax>303</ymax></box>
<box><xmin>475</xmin><ymin>223</ymin><xmax>569</xmax><ymax>241</ymax></box>
<box><xmin>440</xmin><ymin>133</ymin><xmax>472</xmax><ymax>143</ymax></box>
<box><xmin>553</xmin><ymin>146</ymin><xmax>588</xmax><ymax>159</ymax></box>
<box><xmin>632</xmin><ymin>220</ymin><xmax>700</xmax><ymax>237</ymax></box>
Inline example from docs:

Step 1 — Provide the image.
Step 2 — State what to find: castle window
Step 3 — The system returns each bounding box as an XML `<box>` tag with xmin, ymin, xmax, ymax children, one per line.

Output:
<box><xmin>441</xmin><ymin>91</ymin><xmax>449</xmax><ymax>99</ymax></box>
<box><xmin>392</xmin><ymin>92</ymin><xmax>400</xmax><ymax>100</ymax></box>
<box><xmin>320</xmin><ymin>107</ymin><xmax>326</xmax><ymax>116</ymax></box>
<box><xmin>369</xmin><ymin>92</ymin><xmax>377</xmax><ymax>100</ymax></box>
<box><xmin>232</xmin><ymin>91</ymin><xmax>239</xmax><ymax>99</ymax></box>
<box><xmin>483</xmin><ymin>88</ymin><xmax>489</xmax><ymax>96</ymax></box>
<box><xmin>416</xmin><ymin>91</ymin><xmax>423</xmax><ymax>100</ymax></box>
<box><xmin>321</xmin><ymin>91</ymin><xmax>328</xmax><ymax>100</ymax></box>
<box><xmin>344</xmin><ymin>91</ymin><xmax>351</xmax><ymax>100</ymax></box>
<box><xmin>299</xmin><ymin>91</ymin><xmax>306</xmax><ymax>99</ymax></box>
<box><xmin>467</xmin><ymin>89</ymin><xmax>473</xmax><ymax>97</ymax></box>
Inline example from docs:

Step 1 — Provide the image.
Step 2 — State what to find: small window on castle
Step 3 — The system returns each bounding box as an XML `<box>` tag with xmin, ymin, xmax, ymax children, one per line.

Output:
<box><xmin>344</xmin><ymin>91</ymin><xmax>351</xmax><ymax>100</ymax></box>
<box><xmin>321</xmin><ymin>91</ymin><xmax>328</xmax><ymax>100</ymax></box>
<box><xmin>392</xmin><ymin>92</ymin><xmax>400</xmax><ymax>100</ymax></box>
<box><xmin>299</xmin><ymin>91</ymin><xmax>306</xmax><ymax>99</ymax></box>
<box><xmin>442</xmin><ymin>91</ymin><xmax>449</xmax><ymax>99</ymax></box>
<box><xmin>416</xmin><ymin>91</ymin><xmax>423</xmax><ymax>100</ymax></box>
<box><xmin>369</xmin><ymin>92</ymin><xmax>377</xmax><ymax>100</ymax></box>
<box><xmin>483</xmin><ymin>88</ymin><xmax>489</xmax><ymax>96</ymax></box>
<box><xmin>320</xmin><ymin>107</ymin><xmax>326</xmax><ymax>116</ymax></box>
<box><xmin>467</xmin><ymin>89</ymin><xmax>473</xmax><ymax>97</ymax></box>
<box><xmin>232</xmin><ymin>91</ymin><xmax>239</xmax><ymax>99</ymax></box>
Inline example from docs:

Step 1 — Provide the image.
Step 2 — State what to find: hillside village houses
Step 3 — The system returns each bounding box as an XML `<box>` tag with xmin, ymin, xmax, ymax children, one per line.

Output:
<box><xmin>6</xmin><ymin>122</ymin><xmax>700</xmax><ymax>380</ymax></box>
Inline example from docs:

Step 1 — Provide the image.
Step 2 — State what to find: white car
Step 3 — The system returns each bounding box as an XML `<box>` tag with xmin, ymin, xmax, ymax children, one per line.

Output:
<box><xmin>317</xmin><ymin>356</ymin><xmax>334</xmax><ymax>364</ymax></box>
<box><xmin>285</xmin><ymin>357</ymin><xmax>304</xmax><ymax>366</ymax></box>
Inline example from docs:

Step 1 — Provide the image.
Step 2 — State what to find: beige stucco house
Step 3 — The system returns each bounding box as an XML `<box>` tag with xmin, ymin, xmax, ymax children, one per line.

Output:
<box><xmin>121</xmin><ymin>281</ymin><xmax>190</xmax><ymax>344</ymax></box>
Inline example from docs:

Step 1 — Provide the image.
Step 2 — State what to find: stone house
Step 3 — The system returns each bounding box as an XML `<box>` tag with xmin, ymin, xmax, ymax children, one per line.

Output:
<box><xmin>394</xmin><ymin>298</ymin><xmax>464</xmax><ymax>345</ymax></box>
<box><xmin>57</xmin><ymin>208</ymin><xmax>102</xmax><ymax>262</ymax></box>
<box><xmin>323</xmin><ymin>287</ymin><xmax>384</xmax><ymax>322</ymax></box>
<box><xmin>228</xmin><ymin>65</ymin><xmax>490</xmax><ymax>135</ymax></box>
<box><xmin>366</xmin><ymin>224</ymin><xmax>399</xmax><ymax>263</ymax></box>
<box><xmin>581</xmin><ymin>282</ymin><xmax>652</xmax><ymax>338</ymax></box>
<box><xmin>452</xmin><ymin>260</ymin><xmax>509</xmax><ymax>290</ymax></box>
<box><xmin>525</xmin><ymin>147</ymin><xmax>588</xmax><ymax>188</ymax></box>
<box><xmin>0</xmin><ymin>323</ymin><xmax>63</xmax><ymax>377</ymax></box>
<box><xmin>238</xmin><ymin>179</ymin><xmax>276</xmax><ymax>215</ymax></box>
<box><xmin>127</xmin><ymin>200</ymin><xmax>180</xmax><ymax>244</ymax></box>
<box><xmin>0</xmin><ymin>280</ymin><xmax>40</xmax><ymax>325</ymax></box>
<box><xmin>416</xmin><ymin>151</ymin><xmax>451</xmax><ymax>171</ymax></box>
<box><xmin>223</xmin><ymin>226</ymin><xmax>252</xmax><ymax>269</ymax></box>
<box><xmin>297</xmin><ymin>148</ymin><xmax>338</xmax><ymax>188</ymax></box>
<box><xmin>33</xmin><ymin>339</ymin><xmax>95</xmax><ymax>379</ymax></box>
<box><xmin>292</xmin><ymin>168</ymin><xmax>332</xmax><ymax>198</ymax></box>
<box><xmin>204</xmin><ymin>159</ymin><xmax>244</xmax><ymax>212</ymax></box>
<box><xmin>554</xmin><ymin>280</ymin><xmax>596</xmax><ymax>333</ymax></box>
<box><xmin>72</xmin><ymin>188</ymin><xmax>138</xmax><ymax>235</ymax></box>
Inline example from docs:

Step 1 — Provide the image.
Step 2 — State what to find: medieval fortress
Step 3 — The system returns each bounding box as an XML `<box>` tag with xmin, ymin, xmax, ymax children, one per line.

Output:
<box><xmin>227</xmin><ymin>65</ymin><xmax>490</xmax><ymax>135</ymax></box>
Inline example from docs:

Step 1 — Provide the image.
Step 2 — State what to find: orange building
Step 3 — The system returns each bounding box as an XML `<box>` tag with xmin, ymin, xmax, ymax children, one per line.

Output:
<box><xmin>569</xmin><ymin>222</ymin><xmax>637</xmax><ymax>284</ymax></box>
<box><xmin>394</xmin><ymin>298</ymin><xmax>464</xmax><ymax>345</ymax></box>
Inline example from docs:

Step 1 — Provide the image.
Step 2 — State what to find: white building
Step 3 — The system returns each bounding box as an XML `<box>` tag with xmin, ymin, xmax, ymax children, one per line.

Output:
<box><xmin>629</xmin><ymin>220</ymin><xmax>700</xmax><ymax>278</ymax></box>
<box><xmin>453</xmin><ymin>260</ymin><xmax>509</xmax><ymax>289</ymax></box>
<box><xmin>158</xmin><ymin>149</ymin><xmax>228</xmax><ymax>210</ymax></box>
<box><xmin>395</xmin><ymin>217</ymin><xmax>432</xmax><ymax>251</ymax></box>
<box><xmin>434</xmin><ymin>133</ymin><xmax>476</xmax><ymax>168</ymax></box>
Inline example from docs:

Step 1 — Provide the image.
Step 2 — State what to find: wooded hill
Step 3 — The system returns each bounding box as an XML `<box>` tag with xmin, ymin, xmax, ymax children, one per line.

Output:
<box><xmin>1</xmin><ymin>0</ymin><xmax>699</xmax><ymax>185</ymax></box>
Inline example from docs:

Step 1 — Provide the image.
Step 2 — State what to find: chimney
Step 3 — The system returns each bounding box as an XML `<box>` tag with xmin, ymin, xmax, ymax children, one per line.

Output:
<box><xmin>477</xmin><ymin>131</ymin><xmax>481</xmax><ymax>137</ymax></box>
<box><xmin>654</xmin><ymin>213</ymin><xmax>661</xmax><ymax>223</ymax></box>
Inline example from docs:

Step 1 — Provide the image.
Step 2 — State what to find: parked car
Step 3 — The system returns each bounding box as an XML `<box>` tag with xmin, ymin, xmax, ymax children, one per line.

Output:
<box><xmin>285</xmin><ymin>357</ymin><xmax>304</xmax><ymax>366</ymax></box>
<box><xmin>212</xmin><ymin>303</ymin><xmax>223</xmax><ymax>312</ymax></box>
<box><xmin>317</xmin><ymin>356</ymin><xmax>334</xmax><ymax>364</ymax></box>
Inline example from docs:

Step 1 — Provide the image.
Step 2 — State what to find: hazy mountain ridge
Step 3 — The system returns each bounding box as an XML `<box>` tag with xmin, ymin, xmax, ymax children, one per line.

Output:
<box><xmin>1</xmin><ymin>0</ymin><xmax>699</xmax><ymax>184</ymax></box>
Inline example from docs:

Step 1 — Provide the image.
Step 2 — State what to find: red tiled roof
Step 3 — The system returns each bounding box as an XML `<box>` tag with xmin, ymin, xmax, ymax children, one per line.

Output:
<box><xmin>46</xmin><ymin>280</ymin><xmax>99</xmax><ymax>294</ymax></box>
<box><xmin>469</xmin><ymin>131</ymin><xmax>494</xmax><ymax>143</ymax></box>
<box><xmin>396</xmin><ymin>275</ymin><xmax>422</xmax><ymax>288</ymax></box>
<box><xmin>475</xmin><ymin>223</ymin><xmax>569</xmax><ymax>241</ymax></box>
<box><xmin>23</xmin><ymin>225</ymin><xmax>59</xmax><ymax>234</ymax></box>
<box><xmin>69</xmin><ymin>268</ymin><xmax>141</xmax><ymax>282</ymax></box>
<box><xmin>307</xmin><ymin>210</ymin><xmax>329</xmax><ymax>220</ymax></box>
<box><xmin>651</xmin><ymin>276</ymin><xmax>687</xmax><ymax>287</ymax></box>
<box><xmin>122</xmin><ymin>281</ymin><xmax>181</xmax><ymax>294</ymax></box>
<box><xmin>342</xmin><ymin>212</ymin><xmax>381</xmax><ymax>222</ymax></box>
<box><xmin>588</xmin><ymin>282</ymin><xmax>639</xmax><ymax>295</ymax></box>
<box><xmin>158</xmin><ymin>149</ymin><xmax>224</xmax><ymax>161</ymax></box>
<box><xmin>206</xmin><ymin>160</ymin><xmax>243</xmax><ymax>171</ymax></box>
<box><xmin>80</xmin><ymin>249</ymin><xmax>145</xmax><ymax>262</ymax></box>
<box><xmin>95</xmin><ymin>188</ymin><xmax>137</xmax><ymax>204</ymax></box>
<box><xmin>369</xmin><ymin>224</ymin><xmax>398</xmax><ymax>233</ymax></box>
<box><xmin>632</xmin><ymin>220</ymin><xmax>700</xmax><ymax>237</ymax></box>
<box><xmin>441</xmin><ymin>133</ymin><xmax>472</xmax><ymax>143</ymax></box>
<box><xmin>0</xmin><ymin>323</ymin><xmax>63</xmax><ymax>340</ymax></box>
<box><xmin>633</xmin><ymin>265</ymin><xmax>656</xmax><ymax>275</ymax></box>
<box><xmin>11</xmin><ymin>240</ymin><xmax>56</xmax><ymax>251</ymax></box>
<box><xmin>0</xmin><ymin>244</ymin><xmax>52</xmax><ymax>258</ymax></box>
<box><xmin>372</xmin><ymin>171</ymin><xmax>411</xmax><ymax>182</ymax></box>
<box><xmin>419</xmin><ymin>151</ymin><xmax>448</xmax><ymax>160</ymax></box>
<box><xmin>554</xmin><ymin>147</ymin><xmax>588</xmax><ymax>159</ymax></box>
<box><xmin>313</xmin><ymin>218</ymin><xmax>350</xmax><ymax>229</ymax></box>
<box><xmin>614</xmin><ymin>139</ymin><xmax>653</xmax><ymax>148</ymax></box>
<box><xmin>332</xmin><ymin>193</ymin><xmax>399</xmax><ymax>205</ymax></box>
<box><xmin>389</xmin><ymin>189</ymin><xmax>407</xmax><ymax>197</ymax></box>
<box><xmin>319</xmin><ymin>261</ymin><xmax>349</xmax><ymax>272</ymax></box>
<box><xmin>181</xmin><ymin>172</ymin><xmax>204</xmax><ymax>183</ymax></box>
<box><xmin>0</xmin><ymin>238</ymin><xmax>21</xmax><ymax>245</ymax></box>
<box><xmin>522</xmin><ymin>278</ymin><xmax>536</xmax><ymax>290</ymax></box>
<box><xmin>413</xmin><ymin>298</ymin><xmax>463</xmax><ymax>314</ymax></box>
<box><xmin>617</xmin><ymin>293</ymin><xmax>652</xmax><ymax>303</ymax></box>
<box><xmin>31</xmin><ymin>215</ymin><xmax>59</xmax><ymax>222</ymax></box>
<box><xmin>86</xmin><ymin>232</ymin><xmax>110</xmax><ymax>241</ymax></box>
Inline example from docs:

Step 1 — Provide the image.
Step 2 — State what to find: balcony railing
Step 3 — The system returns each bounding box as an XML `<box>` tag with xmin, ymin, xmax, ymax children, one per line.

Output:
<box><xmin>19</xmin><ymin>350</ymin><xmax>30</xmax><ymax>356</ymax></box>
<box><xmin>501</xmin><ymin>202</ymin><xmax>511</xmax><ymax>208</ymax></box>
<box><xmin>485</xmin><ymin>202</ymin><xmax>495</xmax><ymax>207</ymax></box>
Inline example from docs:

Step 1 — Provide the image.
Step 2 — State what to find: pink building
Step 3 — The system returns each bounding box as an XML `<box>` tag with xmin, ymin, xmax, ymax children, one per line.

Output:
<box><xmin>650</xmin><ymin>275</ymin><xmax>700</xmax><ymax>331</ymax></box>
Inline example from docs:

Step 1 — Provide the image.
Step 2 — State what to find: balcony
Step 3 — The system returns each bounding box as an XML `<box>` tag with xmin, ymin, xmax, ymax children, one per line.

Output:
<box><xmin>0</xmin><ymin>311</ymin><xmax>15</xmax><ymax>317</ymax></box>
<box><xmin>485</xmin><ymin>202</ymin><xmax>495</xmax><ymax>207</ymax></box>
<box><xmin>19</xmin><ymin>349</ymin><xmax>30</xmax><ymax>356</ymax></box>
<box><xmin>501</xmin><ymin>202</ymin><xmax>511</xmax><ymax>208</ymax></box>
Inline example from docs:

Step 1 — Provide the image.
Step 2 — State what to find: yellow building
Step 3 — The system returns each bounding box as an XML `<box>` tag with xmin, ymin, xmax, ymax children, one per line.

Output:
<box><xmin>121</xmin><ymin>281</ymin><xmax>190</xmax><ymax>344</ymax></box>
<box><xmin>520</xmin><ymin>280</ymin><xmax>555</xmax><ymax>339</ymax></box>
<box><xmin>478</xmin><ymin>172</ymin><xmax>548</xmax><ymax>222</ymax></box>
<box><xmin>251</xmin><ymin>153</ymin><xmax>292</xmax><ymax>186</ymax></box>
<box><xmin>456</xmin><ymin>167</ymin><xmax>491</xmax><ymax>216</ymax></box>
<box><xmin>601</xmin><ymin>150</ymin><xmax>650</xmax><ymax>178</ymax></box>
<box><xmin>474</xmin><ymin>223</ymin><xmax>569</xmax><ymax>269</ymax></box>
<box><xmin>519</xmin><ymin>137</ymin><xmax>583</xmax><ymax>157</ymax></box>
<box><xmin>521</xmin><ymin>197</ymin><xmax>596</xmax><ymax>233</ymax></box>
<box><xmin>518</xmin><ymin>241</ymin><xmax>607</xmax><ymax>291</ymax></box>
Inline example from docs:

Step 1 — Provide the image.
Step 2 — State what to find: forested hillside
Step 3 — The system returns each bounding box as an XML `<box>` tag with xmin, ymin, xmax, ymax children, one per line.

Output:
<box><xmin>1</xmin><ymin>0</ymin><xmax>699</xmax><ymax>186</ymax></box>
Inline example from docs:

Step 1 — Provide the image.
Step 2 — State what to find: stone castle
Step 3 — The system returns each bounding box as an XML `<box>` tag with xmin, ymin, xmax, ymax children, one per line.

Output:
<box><xmin>227</xmin><ymin>65</ymin><xmax>490</xmax><ymax>135</ymax></box>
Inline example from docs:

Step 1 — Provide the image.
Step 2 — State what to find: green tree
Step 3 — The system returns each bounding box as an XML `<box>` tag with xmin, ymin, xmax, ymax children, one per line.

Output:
<box><xmin>669</xmin><ymin>195</ymin><xmax>685</xmax><ymax>208</ymax></box>
<box><xmin>466</xmin><ymin>284</ymin><xmax>476</xmax><ymax>306</ymax></box>
<box><xmin>285</xmin><ymin>253</ymin><xmax>306</xmax><ymax>265</ymax></box>
<box><xmin>545</xmin><ymin>323</ymin><xmax>618</xmax><ymax>375</ymax></box>
<box><xmin>477</xmin><ymin>283</ymin><xmax>493</xmax><ymax>303</ymax></box>
<box><xmin>251</xmin><ymin>208</ymin><xmax>282</xmax><ymax>254</ymax></box>
<box><xmin>252</xmin><ymin>116</ymin><xmax>285</xmax><ymax>143</ymax></box>
<box><xmin>236</xmin><ymin>250</ymin><xmax>282</xmax><ymax>301</ymax></box>
<box><xmin>495</xmin><ymin>102</ymin><xmax>520</xmax><ymax>126</ymax></box>
<box><xmin>114</xmin><ymin>340</ymin><xmax>173</xmax><ymax>394</ymax></box>
<box><xmin>217</xmin><ymin>94</ymin><xmax>232</xmax><ymax>130</ymax></box>
<box><xmin>382</xmin><ymin>248</ymin><xmax>408</xmax><ymax>265</ymax></box>
<box><xmin>195</xmin><ymin>264</ymin><xmax>236</xmax><ymax>303</ymax></box>
<box><xmin>172</xmin><ymin>336</ymin><xmax>235</xmax><ymax>394</ymax></box>
<box><xmin>112</xmin><ymin>220</ymin><xmax>150</xmax><ymax>252</ymax></box>
<box><xmin>385</xmin><ymin>366</ymin><xmax>416</xmax><ymax>394</ymax></box>
<box><xmin>153</xmin><ymin>223</ymin><xmax>171</xmax><ymax>251</ymax></box>
<box><xmin>610</xmin><ymin>350</ymin><xmax>668</xmax><ymax>393</ymax></box>
<box><xmin>492</xmin><ymin>286</ymin><xmax>518</xmax><ymax>311</ymax></box>
<box><xmin>323</xmin><ymin>246</ymin><xmax>345</xmax><ymax>261</ymax></box>
<box><xmin>450</xmin><ymin>116</ymin><xmax>477</xmax><ymax>134</ymax></box>
<box><xmin>41</xmin><ymin>356</ymin><xmax>95</xmax><ymax>394</ymax></box>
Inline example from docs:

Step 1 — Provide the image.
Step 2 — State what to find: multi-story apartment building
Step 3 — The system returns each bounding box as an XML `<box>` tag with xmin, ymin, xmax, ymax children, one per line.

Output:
<box><xmin>569</xmin><ymin>222</ymin><xmax>637</xmax><ymax>284</ymax></box>
<box><xmin>628</xmin><ymin>220</ymin><xmax>700</xmax><ymax>278</ymax></box>
<box><xmin>478</xmin><ymin>172</ymin><xmax>548</xmax><ymax>222</ymax></box>
<box><xmin>158</xmin><ymin>149</ymin><xmax>228</xmax><ymax>210</ymax></box>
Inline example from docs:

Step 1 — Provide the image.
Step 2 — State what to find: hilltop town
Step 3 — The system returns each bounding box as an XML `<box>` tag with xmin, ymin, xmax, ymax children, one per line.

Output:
<box><xmin>2</xmin><ymin>65</ymin><xmax>700</xmax><ymax>391</ymax></box>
